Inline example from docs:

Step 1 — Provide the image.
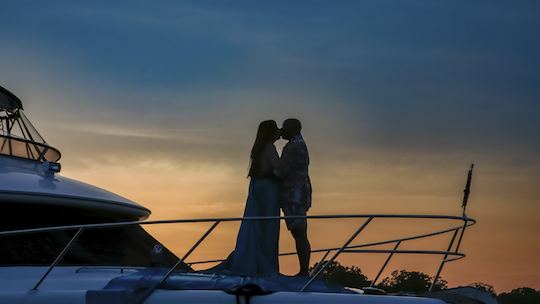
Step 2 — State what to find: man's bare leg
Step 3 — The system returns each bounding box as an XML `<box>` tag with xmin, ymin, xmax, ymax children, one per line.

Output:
<box><xmin>291</xmin><ymin>226</ymin><xmax>311</xmax><ymax>276</ymax></box>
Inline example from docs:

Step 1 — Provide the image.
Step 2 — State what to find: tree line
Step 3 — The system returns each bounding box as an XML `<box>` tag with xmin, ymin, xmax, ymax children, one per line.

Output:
<box><xmin>310</xmin><ymin>261</ymin><xmax>539</xmax><ymax>304</ymax></box>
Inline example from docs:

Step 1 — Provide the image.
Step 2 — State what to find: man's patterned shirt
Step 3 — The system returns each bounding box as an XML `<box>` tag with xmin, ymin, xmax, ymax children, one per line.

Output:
<box><xmin>281</xmin><ymin>134</ymin><xmax>312</xmax><ymax>209</ymax></box>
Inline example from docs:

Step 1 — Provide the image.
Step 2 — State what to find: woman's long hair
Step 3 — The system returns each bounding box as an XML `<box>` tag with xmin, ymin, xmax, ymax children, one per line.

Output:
<box><xmin>248</xmin><ymin>120</ymin><xmax>279</xmax><ymax>178</ymax></box>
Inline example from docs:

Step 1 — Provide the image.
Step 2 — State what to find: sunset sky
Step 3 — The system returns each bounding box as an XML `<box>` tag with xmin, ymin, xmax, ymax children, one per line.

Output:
<box><xmin>1</xmin><ymin>1</ymin><xmax>539</xmax><ymax>293</ymax></box>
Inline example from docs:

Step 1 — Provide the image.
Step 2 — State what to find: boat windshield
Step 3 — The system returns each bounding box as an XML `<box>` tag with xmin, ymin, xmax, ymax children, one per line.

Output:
<box><xmin>0</xmin><ymin>109</ymin><xmax>61</xmax><ymax>162</ymax></box>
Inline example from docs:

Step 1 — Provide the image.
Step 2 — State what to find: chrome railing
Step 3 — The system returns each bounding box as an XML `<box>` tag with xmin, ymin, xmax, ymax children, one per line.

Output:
<box><xmin>0</xmin><ymin>213</ymin><xmax>475</xmax><ymax>298</ymax></box>
<box><xmin>0</xmin><ymin>134</ymin><xmax>61</xmax><ymax>162</ymax></box>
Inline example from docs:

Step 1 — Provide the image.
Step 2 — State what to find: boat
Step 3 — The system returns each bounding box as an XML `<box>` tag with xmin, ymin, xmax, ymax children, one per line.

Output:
<box><xmin>0</xmin><ymin>85</ymin><xmax>494</xmax><ymax>303</ymax></box>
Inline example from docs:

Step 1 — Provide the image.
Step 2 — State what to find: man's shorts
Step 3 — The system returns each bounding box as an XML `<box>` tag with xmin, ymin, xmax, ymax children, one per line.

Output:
<box><xmin>282</xmin><ymin>203</ymin><xmax>309</xmax><ymax>231</ymax></box>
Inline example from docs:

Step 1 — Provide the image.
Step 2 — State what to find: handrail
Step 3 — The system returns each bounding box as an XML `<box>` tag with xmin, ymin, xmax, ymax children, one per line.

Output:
<box><xmin>0</xmin><ymin>213</ymin><xmax>475</xmax><ymax>295</ymax></box>
<box><xmin>342</xmin><ymin>249</ymin><xmax>465</xmax><ymax>256</ymax></box>
<box><xmin>186</xmin><ymin>219</ymin><xmax>476</xmax><ymax>265</ymax></box>
<box><xmin>0</xmin><ymin>134</ymin><xmax>61</xmax><ymax>162</ymax></box>
<box><xmin>0</xmin><ymin>214</ymin><xmax>474</xmax><ymax>236</ymax></box>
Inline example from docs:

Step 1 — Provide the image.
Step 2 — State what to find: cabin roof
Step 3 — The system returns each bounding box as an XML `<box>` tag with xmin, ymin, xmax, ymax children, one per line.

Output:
<box><xmin>0</xmin><ymin>156</ymin><xmax>150</xmax><ymax>220</ymax></box>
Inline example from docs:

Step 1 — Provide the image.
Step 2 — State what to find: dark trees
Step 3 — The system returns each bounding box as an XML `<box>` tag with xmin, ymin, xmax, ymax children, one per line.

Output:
<box><xmin>376</xmin><ymin>269</ymin><xmax>447</xmax><ymax>294</ymax></box>
<box><xmin>498</xmin><ymin>287</ymin><xmax>540</xmax><ymax>304</ymax></box>
<box><xmin>309</xmin><ymin>260</ymin><xmax>371</xmax><ymax>288</ymax></box>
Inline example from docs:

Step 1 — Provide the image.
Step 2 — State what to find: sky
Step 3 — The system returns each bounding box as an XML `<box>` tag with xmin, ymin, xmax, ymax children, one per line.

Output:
<box><xmin>1</xmin><ymin>0</ymin><xmax>539</xmax><ymax>292</ymax></box>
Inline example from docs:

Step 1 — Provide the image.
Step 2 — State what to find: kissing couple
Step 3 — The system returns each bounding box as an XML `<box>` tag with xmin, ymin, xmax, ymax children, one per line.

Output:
<box><xmin>212</xmin><ymin>118</ymin><xmax>312</xmax><ymax>277</ymax></box>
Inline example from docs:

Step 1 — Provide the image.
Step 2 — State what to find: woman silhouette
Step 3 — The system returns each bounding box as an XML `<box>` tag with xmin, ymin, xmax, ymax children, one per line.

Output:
<box><xmin>211</xmin><ymin>120</ymin><xmax>281</xmax><ymax>275</ymax></box>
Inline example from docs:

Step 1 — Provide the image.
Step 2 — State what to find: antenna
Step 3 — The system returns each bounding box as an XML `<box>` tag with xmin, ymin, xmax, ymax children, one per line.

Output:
<box><xmin>461</xmin><ymin>164</ymin><xmax>474</xmax><ymax>216</ymax></box>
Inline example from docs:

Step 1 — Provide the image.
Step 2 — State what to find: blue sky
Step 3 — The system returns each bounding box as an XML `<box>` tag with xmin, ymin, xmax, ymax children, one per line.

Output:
<box><xmin>1</xmin><ymin>1</ymin><xmax>540</xmax><ymax>290</ymax></box>
<box><xmin>2</xmin><ymin>1</ymin><xmax>539</xmax><ymax>159</ymax></box>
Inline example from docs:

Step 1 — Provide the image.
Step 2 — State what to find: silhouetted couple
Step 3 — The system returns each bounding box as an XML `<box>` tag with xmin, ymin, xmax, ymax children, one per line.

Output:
<box><xmin>213</xmin><ymin>118</ymin><xmax>312</xmax><ymax>277</ymax></box>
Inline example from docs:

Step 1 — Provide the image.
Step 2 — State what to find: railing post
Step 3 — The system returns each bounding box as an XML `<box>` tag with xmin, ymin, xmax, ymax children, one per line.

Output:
<box><xmin>301</xmin><ymin>217</ymin><xmax>373</xmax><ymax>292</ymax></box>
<box><xmin>136</xmin><ymin>220</ymin><xmax>221</xmax><ymax>304</ymax></box>
<box><xmin>180</xmin><ymin>221</ymin><xmax>221</xmax><ymax>262</ymax></box>
<box><xmin>32</xmin><ymin>227</ymin><xmax>84</xmax><ymax>291</ymax></box>
<box><xmin>309</xmin><ymin>249</ymin><xmax>332</xmax><ymax>277</ymax></box>
<box><xmin>429</xmin><ymin>228</ymin><xmax>459</xmax><ymax>292</ymax></box>
<box><xmin>454</xmin><ymin>218</ymin><xmax>468</xmax><ymax>253</ymax></box>
<box><xmin>371</xmin><ymin>240</ymin><xmax>401</xmax><ymax>287</ymax></box>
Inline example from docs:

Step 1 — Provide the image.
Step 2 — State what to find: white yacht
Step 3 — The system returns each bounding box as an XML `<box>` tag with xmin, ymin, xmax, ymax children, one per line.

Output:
<box><xmin>0</xmin><ymin>85</ymin><xmax>495</xmax><ymax>304</ymax></box>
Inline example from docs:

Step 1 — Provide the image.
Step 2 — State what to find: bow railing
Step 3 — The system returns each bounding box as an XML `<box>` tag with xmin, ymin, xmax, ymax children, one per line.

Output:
<box><xmin>0</xmin><ymin>213</ymin><xmax>475</xmax><ymax>298</ymax></box>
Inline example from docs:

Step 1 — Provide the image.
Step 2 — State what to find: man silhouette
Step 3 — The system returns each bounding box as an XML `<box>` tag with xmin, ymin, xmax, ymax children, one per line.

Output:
<box><xmin>280</xmin><ymin>118</ymin><xmax>312</xmax><ymax>276</ymax></box>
